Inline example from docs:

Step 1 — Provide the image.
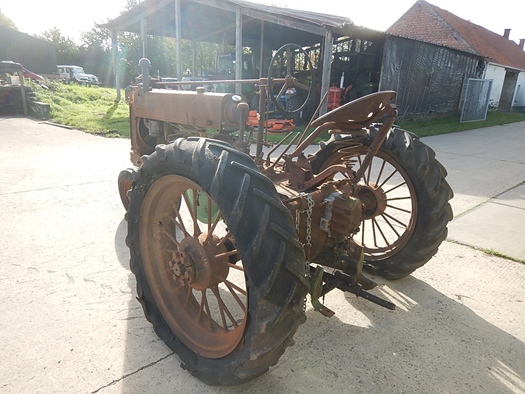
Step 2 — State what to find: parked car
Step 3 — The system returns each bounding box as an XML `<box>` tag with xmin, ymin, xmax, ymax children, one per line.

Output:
<box><xmin>22</xmin><ymin>67</ymin><xmax>44</xmax><ymax>82</ymax></box>
<box><xmin>57</xmin><ymin>65</ymin><xmax>100</xmax><ymax>85</ymax></box>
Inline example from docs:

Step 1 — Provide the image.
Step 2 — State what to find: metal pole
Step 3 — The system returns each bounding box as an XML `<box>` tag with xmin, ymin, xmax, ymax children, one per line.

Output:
<box><xmin>140</xmin><ymin>17</ymin><xmax>148</xmax><ymax>58</ymax></box>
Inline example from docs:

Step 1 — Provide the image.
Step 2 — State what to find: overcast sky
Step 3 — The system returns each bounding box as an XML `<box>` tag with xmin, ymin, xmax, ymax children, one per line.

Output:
<box><xmin>1</xmin><ymin>0</ymin><xmax>524</xmax><ymax>45</ymax></box>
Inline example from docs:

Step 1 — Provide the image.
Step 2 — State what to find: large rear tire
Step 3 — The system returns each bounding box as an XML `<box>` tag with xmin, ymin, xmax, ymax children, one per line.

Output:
<box><xmin>311</xmin><ymin>126</ymin><xmax>453</xmax><ymax>279</ymax></box>
<box><xmin>126</xmin><ymin>138</ymin><xmax>308</xmax><ymax>385</ymax></box>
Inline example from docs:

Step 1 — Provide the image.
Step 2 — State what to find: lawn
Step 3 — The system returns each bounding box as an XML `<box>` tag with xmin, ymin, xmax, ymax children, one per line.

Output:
<box><xmin>29</xmin><ymin>81</ymin><xmax>525</xmax><ymax>140</ymax></box>
<box><xmin>30</xmin><ymin>81</ymin><xmax>130</xmax><ymax>138</ymax></box>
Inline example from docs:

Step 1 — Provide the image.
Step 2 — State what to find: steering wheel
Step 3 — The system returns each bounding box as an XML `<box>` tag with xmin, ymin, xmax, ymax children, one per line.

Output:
<box><xmin>267</xmin><ymin>43</ymin><xmax>314</xmax><ymax>114</ymax></box>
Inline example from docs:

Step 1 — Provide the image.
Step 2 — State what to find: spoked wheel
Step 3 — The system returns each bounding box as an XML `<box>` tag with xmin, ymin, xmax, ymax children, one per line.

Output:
<box><xmin>267</xmin><ymin>43</ymin><xmax>314</xmax><ymax>115</ymax></box>
<box><xmin>311</xmin><ymin>126</ymin><xmax>453</xmax><ymax>279</ymax></box>
<box><xmin>139</xmin><ymin>175</ymin><xmax>248</xmax><ymax>358</ymax></box>
<box><xmin>127</xmin><ymin>138</ymin><xmax>308</xmax><ymax>385</ymax></box>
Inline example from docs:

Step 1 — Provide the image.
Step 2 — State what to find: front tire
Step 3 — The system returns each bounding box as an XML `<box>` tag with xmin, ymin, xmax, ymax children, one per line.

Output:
<box><xmin>311</xmin><ymin>126</ymin><xmax>453</xmax><ymax>279</ymax></box>
<box><xmin>126</xmin><ymin>138</ymin><xmax>308</xmax><ymax>385</ymax></box>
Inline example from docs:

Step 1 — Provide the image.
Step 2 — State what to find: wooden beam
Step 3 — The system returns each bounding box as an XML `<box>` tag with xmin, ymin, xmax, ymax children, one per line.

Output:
<box><xmin>175</xmin><ymin>0</ymin><xmax>182</xmax><ymax>80</ymax></box>
<box><xmin>111</xmin><ymin>30</ymin><xmax>121</xmax><ymax>101</ymax></box>
<box><xmin>320</xmin><ymin>28</ymin><xmax>333</xmax><ymax>115</ymax></box>
<box><xmin>236</xmin><ymin>6</ymin><xmax>242</xmax><ymax>93</ymax></box>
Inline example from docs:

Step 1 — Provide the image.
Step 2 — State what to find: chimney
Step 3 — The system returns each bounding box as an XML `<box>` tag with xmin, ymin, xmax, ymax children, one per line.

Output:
<box><xmin>520</xmin><ymin>39</ymin><xmax>525</xmax><ymax>50</ymax></box>
<box><xmin>503</xmin><ymin>29</ymin><xmax>511</xmax><ymax>39</ymax></box>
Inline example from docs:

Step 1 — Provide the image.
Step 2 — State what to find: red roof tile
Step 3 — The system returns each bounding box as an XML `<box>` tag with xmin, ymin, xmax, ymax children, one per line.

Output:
<box><xmin>387</xmin><ymin>0</ymin><xmax>525</xmax><ymax>71</ymax></box>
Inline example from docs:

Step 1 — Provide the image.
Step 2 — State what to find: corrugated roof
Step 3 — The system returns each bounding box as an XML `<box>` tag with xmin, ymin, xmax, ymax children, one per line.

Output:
<box><xmin>100</xmin><ymin>0</ymin><xmax>385</xmax><ymax>47</ymax></box>
<box><xmin>387</xmin><ymin>0</ymin><xmax>525</xmax><ymax>71</ymax></box>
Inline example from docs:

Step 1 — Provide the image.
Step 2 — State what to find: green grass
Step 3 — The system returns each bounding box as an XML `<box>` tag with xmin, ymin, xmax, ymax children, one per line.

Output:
<box><xmin>29</xmin><ymin>81</ymin><xmax>130</xmax><ymax>138</ymax></box>
<box><xmin>29</xmin><ymin>81</ymin><xmax>525</xmax><ymax>140</ymax></box>
<box><xmin>398</xmin><ymin>111</ymin><xmax>525</xmax><ymax>137</ymax></box>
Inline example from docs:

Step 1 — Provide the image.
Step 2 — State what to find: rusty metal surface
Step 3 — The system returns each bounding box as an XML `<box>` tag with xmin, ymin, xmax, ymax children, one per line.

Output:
<box><xmin>139</xmin><ymin>175</ymin><xmax>247</xmax><ymax>359</ymax></box>
<box><xmin>310</xmin><ymin>91</ymin><xmax>397</xmax><ymax>128</ymax></box>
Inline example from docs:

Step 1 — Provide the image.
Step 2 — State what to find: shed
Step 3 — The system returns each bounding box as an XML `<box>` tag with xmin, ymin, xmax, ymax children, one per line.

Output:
<box><xmin>383</xmin><ymin>0</ymin><xmax>525</xmax><ymax>116</ymax></box>
<box><xmin>101</xmin><ymin>0</ymin><xmax>385</xmax><ymax>114</ymax></box>
<box><xmin>0</xmin><ymin>26</ymin><xmax>57</xmax><ymax>74</ymax></box>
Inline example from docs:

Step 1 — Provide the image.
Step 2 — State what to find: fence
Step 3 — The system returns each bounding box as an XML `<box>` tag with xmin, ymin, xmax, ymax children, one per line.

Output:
<box><xmin>460</xmin><ymin>78</ymin><xmax>493</xmax><ymax>122</ymax></box>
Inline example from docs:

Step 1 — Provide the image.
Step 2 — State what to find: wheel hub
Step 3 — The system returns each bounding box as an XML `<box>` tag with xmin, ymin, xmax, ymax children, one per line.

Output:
<box><xmin>169</xmin><ymin>250</ymin><xmax>194</xmax><ymax>285</ymax></box>
<box><xmin>172</xmin><ymin>234</ymin><xmax>230</xmax><ymax>291</ymax></box>
<box><xmin>358</xmin><ymin>184</ymin><xmax>387</xmax><ymax>220</ymax></box>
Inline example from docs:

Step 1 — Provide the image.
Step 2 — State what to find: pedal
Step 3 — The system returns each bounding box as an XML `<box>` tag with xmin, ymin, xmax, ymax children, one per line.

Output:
<box><xmin>309</xmin><ymin>266</ymin><xmax>335</xmax><ymax>317</ymax></box>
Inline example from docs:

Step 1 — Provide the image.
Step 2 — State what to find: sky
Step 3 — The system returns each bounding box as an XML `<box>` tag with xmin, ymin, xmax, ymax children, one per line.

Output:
<box><xmin>1</xmin><ymin>0</ymin><xmax>525</xmax><ymax>45</ymax></box>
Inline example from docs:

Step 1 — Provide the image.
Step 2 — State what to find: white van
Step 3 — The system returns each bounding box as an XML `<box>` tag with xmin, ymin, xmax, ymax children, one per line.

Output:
<box><xmin>57</xmin><ymin>65</ymin><xmax>99</xmax><ymax>85</ymax></box>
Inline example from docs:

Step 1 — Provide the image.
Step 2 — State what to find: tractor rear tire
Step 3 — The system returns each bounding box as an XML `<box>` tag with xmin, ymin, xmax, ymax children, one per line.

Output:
<box><xmin>126</xmin><ymin>137</ymin><xmax>308</xmax><ymax>385</ymax></box>
<box><xmin>311</xmin><ymin>126</ymin><xmax>453</xmax><ymax>279</ymax></box>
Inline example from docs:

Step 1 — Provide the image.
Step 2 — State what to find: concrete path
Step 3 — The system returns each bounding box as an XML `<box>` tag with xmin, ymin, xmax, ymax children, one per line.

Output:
<box><xmin>0</xmin><ymin>117</ymin><xmax>524</xmax><ymax>394</ymax></box>
<box><xmin>423</xmin><ymin>122</ymin><xmax>525</xmax><ymax>261</ymax></box>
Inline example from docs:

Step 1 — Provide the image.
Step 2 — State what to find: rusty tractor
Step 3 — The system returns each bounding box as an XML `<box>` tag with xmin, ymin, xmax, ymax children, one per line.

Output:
<box><xmin>118</xmin><ymin>44</ymin><xmax>453</xmax><ymax>386</ymax></box>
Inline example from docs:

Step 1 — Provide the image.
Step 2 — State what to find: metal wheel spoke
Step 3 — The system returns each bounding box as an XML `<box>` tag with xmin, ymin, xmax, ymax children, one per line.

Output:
<box><xmin>386</xmin><ymin>204</ymin><xmax>412</xmax><ymax>214</ymax></box>
<box><xmin>378</xmin><ymin>169</ymin><xmax>398</xmax><ymax>188</ymax></box>
<box><xmin>225</xmin><ymin>282</ymin><xmax>247</xmax><ymax>310</ymax></box>
<box><xmin>214</xmin><ymin>249</ymin><xmax>238</xmax><ymax>262</ymax></box>
<box><xmin>384</xmin><ymin>181</ymin><xmax>407</xmax><ymax>194</ymax></box>
<box><xmin>199</xmin><ymin>290</ymin><xmax>213</xmax><ymax>328</ymax></box>
<box><xmin>387</xmin><ymin>196</ymin><xmax>412</xmax><ymax>202</ymax></box>
<box><xmin>211</xmin><ymin>286</ymin><xmax>239</xmax><ymax>330</ymax></box>
<box><xmin>276</xmin><ymin>83</ymin><xmax>287</xmax><ymax>100</ymax></box>
<box><xmin>371</xmin><ymin>218</ymin><xmax>378</xmax><ymax>247</ymax></box>
<box><xmin>380</xmin><ymin>213</ymin><xmax>402</xmax><ymax>238</ymax></box>
<box><xmin>373</xmin><ymin>218</ymin><xmax>391</xmax><ymax>247</ymax></box>
<box><xmin>172</xmin><ymin>205</ymin><xmax>190</xmax><ymax>238</ymax></box>
<box><xmin>185</xmin><ymin>285</ymin><xmax>193</xmax><ymax>306</ymax></box>
<box><xmin>366</xmin><ymin>156</ymin><xmax>373</xmax><ymax>185</ymax></box>
<box><xmin>383</xmin><ymin>212</ymin><xmax>408</xmax><ymax>228</ymax></box>
<box><xmin>192</xmin><ymin>189</ymin><xmax>201</xmax><ymax>236</ymax></box>
<box><xmin>206</xmin><ymin>210</ymin><xmax>224</xmax><ymax>243</ymax></box>
<box><xmin>215</xmin><ymin>275</ymin><xmax>247</xmax><ymax>296</ymax></box>
<box><xmin>375</xmin><ymin>160</ymin><xmax>386</xmax><ymax>185</ymax></box>
<box><xmin>226</xmin><ymin>262</ymin><xmax>243</xmax><ymax>271</ymax></box>
<box><xmin>163</xmin><ymin>227</ymin><xmax>179</xmax><ymax>247</ymax></box>
<box><xmin>217</xmin><ymin>231</ymin><xmax>233</xmax><ymax>248</ymax></box>
<box><xmin>293</xmin><ymin>81</ymin><xmax>310</xmax><ymax>91</ymax></box>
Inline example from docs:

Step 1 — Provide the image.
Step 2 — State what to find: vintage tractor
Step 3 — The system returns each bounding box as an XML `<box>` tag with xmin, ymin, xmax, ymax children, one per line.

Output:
<box><xmin>118</xmin><ymin>44</ymin><xmax>453</xmax><ymax>386</ymax></box>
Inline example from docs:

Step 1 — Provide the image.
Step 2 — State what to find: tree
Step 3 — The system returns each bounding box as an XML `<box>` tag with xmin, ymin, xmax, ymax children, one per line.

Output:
<box><xmin>39</xmin><ymin>27</ymin><xmax>81</xmax><ymax>65</ymax></box>
<box><xmin>0</xmin><ymin>7</ymin><xmax>17</xmax><ymax>29</ymax></box>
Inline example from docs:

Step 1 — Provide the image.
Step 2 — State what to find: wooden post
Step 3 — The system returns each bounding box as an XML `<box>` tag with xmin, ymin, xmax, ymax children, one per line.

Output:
<box><xmin>235</xmin><ymin>6</ymin><xmax>242</xmax><ymax>94</ymax></box>
<box><xmin>320</xmin><ymin>29</ymin><xmax>333</xmax><ymax>116</ymax></box>
<box><xmin>19</xmin><ymin>71</ymin><xmax>28</xmax><ymax>115</ymax></box>
<box><xmin>111</xmin><ymin>30</ymin><xmax>121</xmax><ymax>102</ymax></box>
<box><xmin>175</xmin><ymin>0</ymin><xmax>182</xmax><ymax>81</ymax></box>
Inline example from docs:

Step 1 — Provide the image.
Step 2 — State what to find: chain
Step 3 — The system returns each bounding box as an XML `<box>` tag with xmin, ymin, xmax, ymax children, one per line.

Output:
<box><xmin>295</xmin><ymin>193</ymin><xmax>315</xmax><ymax>312</ymax></box>
<box><xmin>295</xmin><ymin>193</ymin><xmax>314</xmax><ymax>248</ymax></box>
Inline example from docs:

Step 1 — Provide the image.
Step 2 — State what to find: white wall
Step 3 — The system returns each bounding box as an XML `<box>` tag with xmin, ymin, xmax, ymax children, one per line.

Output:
<box><xmin>483</xmin><ymin>63</ymin><xmax>506</xmax><ymax>108</ymax></box>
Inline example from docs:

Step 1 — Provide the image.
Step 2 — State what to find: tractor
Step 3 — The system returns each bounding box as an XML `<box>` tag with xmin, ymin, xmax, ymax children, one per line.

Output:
<box><xmin>118</xmin><ymin>44</ymin><xmax>453</xmax><ymax>386</ymax></box>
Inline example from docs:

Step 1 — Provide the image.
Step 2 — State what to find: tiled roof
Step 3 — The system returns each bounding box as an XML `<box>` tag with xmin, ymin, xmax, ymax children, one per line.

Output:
<box><xmin>387</xmin><ymin>0</ymin><xmax>525</xmax><ymax>71</ymax></box>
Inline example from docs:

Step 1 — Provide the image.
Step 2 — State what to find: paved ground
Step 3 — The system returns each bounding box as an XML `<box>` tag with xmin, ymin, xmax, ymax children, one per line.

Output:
<box><xmin>1</xmin><ymin>117</ymin><xmax>524</xmax><ymax>394</ymax></box>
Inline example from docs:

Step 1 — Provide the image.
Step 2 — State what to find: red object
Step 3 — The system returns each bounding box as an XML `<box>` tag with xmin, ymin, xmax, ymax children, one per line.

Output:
<box><xmin>246</xmin><ymin>110</ymin><xmax>295</xmax><ymax>132</ymax></box>
<box><xmin>328</xmin><ymin>86</ymin><xmax>343</xmax><ymax>111</ymax></box>
<box><xmin>22</xmin><ymin>67</ymin><xmax>44</xmax><ymax>81</ymax></box>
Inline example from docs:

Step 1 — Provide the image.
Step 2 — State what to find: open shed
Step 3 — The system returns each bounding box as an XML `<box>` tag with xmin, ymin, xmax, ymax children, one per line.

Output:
<box><xmin>102</xmin><ymin>0</ymin><xmax>385</xmax><ymax>114</ymax></box>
